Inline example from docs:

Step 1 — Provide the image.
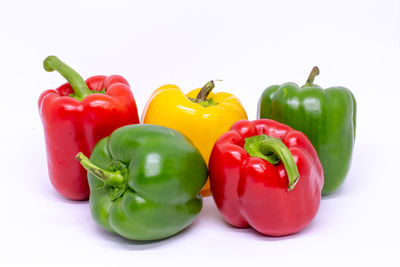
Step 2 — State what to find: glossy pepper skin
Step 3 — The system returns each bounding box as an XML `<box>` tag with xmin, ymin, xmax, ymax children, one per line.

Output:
<box><xmin>209</xmin><ymin>119</ymin><xmax>323</xmax><ymax>236</ymax></box>
<box><xmin>258</xmin><ymin>67</ymin><xmax>356</xmax><ymax>195</ymax></box>
<box><xmin>76</xmin><ymin>124</ymin><xmax>207</xmax><ymax>241</ymax></box>
<box><xmin>39</xmin><ymin>56</ymin><xmax>139</xmax><ymax>200</ymax></box>
<box><xmin>142</xmin><ymin>81</ymin><xmax>247</xmax><ymax>196</ymax></box>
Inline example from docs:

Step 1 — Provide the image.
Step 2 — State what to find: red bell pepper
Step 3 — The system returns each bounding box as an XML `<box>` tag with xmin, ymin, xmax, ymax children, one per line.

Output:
<box><xmin>209</xmin><ymin>119</ymin><xmax>323</xmax><ymax>236</ymax></box>
<box><xmin>38</xmin><ymin>56</ymin><xmax>139</xmax><ymax>200</ymax></box>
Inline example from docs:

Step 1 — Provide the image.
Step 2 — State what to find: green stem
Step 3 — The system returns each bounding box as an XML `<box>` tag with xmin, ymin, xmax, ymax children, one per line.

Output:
<box><xmin>259</xmin><ymin>138</ymin><xmax>300</xmax><ymax>191</ymax></box>
<box><xmin>305</xmin><ymin>66</ymin><xmax>320</xmax><ymax>87</ymax></box>
<box><xmin>194</xmin><ymin>80</ymin><xmax>216</xmax><ymax>103</ymax></box>
<box><xmin>43</xmin><ymin>56</ymin><xmax>91</xmax><ymax>100</ymax></box>
<box><xmin>75</xmin><ymin>152</ymin><xmax>125</xmax><ymax>186</ymax></box>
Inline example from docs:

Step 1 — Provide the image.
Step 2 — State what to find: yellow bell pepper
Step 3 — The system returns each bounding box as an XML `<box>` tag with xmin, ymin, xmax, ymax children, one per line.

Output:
<box><xmin>142</xmin><ymin>81</ymin><xmax>248</xmax><ymax>196</ymax></box>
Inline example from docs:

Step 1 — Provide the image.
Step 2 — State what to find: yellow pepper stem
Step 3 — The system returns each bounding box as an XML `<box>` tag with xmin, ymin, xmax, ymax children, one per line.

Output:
<box><xmin>194</xmin><ymin>81</ymin><xmax>215</xmax><ymax>103</ymax></box>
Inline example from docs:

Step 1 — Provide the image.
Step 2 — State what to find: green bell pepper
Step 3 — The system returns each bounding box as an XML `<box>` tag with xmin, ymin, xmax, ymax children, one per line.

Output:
<box><xmin>258</xmin><ymin>67</ymin><xmax>356</xmax><ymax>195</ymax></box>
<box><xmin>76</xmin><ymin>124</ymin><xmax>207</xmax><ymax>241</ymax></box>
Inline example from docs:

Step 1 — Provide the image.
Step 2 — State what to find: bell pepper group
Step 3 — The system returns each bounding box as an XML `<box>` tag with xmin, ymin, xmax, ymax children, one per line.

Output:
<box><xmin>38</xmin><ymin>56</ymin><xmax>356</xmax><ymax>240</ymax></box>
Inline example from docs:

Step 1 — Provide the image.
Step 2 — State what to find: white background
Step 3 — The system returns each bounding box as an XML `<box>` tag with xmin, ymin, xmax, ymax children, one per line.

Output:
<box><xmin>1</xmin><ymin>0</ymin><xmax>399</xmax><ymax>266</ymax></box>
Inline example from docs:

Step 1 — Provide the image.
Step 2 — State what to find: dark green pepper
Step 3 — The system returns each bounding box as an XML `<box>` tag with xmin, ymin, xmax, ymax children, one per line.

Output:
<box><xmin>76</xmin><ymin>124</ymin><xmax>207</xmax><ymax>241</ymax></box>
<box><xmin>258</xmin><ymin>67</ymin><xmax>356</xmax><ymax>195</ymax></box>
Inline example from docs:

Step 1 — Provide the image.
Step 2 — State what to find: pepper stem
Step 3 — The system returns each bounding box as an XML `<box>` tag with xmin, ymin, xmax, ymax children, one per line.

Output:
<box><xmin>75</xmin><ymin>152</ymin><xmax>125</xmax><ymax>186</ymax></box>
<box><xmin>305</xmin><ymin>66</ymin><xmax>320</xmax><ymax>87</ymax></box>
<box><xmin>43</xmin><ymin>56</ymin><xmax>92</xmax><ymax>100</ymax></box>
<box><xmin>259</xmin><ymin>138</ymin><xmax>300</xmax><ymax>191</ymax></box>
<box><xmin>194</xmin><ymin>80</ymin><xmax>222</xmax><ymax>103</ymax></box>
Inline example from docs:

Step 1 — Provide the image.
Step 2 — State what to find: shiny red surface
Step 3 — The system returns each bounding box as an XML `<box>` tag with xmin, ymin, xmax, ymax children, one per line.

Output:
<box><xmin>209</xmin><ymin>119</ymin><xmax>324</xmax><ymax>236</ymax></box>
<box><xmin>38</xmin><ymin>75</ymin><xmax>139</xmax><ymax>200</ymax></box>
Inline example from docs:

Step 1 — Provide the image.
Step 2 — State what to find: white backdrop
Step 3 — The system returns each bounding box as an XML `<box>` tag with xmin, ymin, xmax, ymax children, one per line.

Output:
<box><xmin>0</xmin><ymin>0</ymin><xmax>399</xmax><ymax>266</ymax></box>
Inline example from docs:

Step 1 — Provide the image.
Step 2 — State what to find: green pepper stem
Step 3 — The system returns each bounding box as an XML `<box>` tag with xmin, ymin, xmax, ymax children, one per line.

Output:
<box><xmin>305</xmin><ymin>66</ymin><xmax>320</xmax><ymax>87</ymax></box>
<box><xmin>43</xmin><ymin>56</ymin><xmax>91</xmax><ymax>100</ymax></box>
<box><xmin>76</xmin><ymin>152</ymin><xmax>125</xmax><ymax>186</ymax></box>
<box><xmin>194</xmin><ymin>80</ymin><xmax>222</xmax><ymax>103</ymax></box>
<box><xmin>259</xmin><ymin>138</ymin><xmax>300</xmax><ymax>191</ymax></box>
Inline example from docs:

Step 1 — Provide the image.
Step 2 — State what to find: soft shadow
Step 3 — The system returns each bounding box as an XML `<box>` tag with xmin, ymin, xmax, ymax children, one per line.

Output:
<box><xmin>322</xmin><ymin>143</ymin><xmax>368</xmax><ymax>200</ymax></box>
<box><xmin>322</xmin><ymin>185</ymin><xmax>345</xmax><ymax>200</ymax></box>
<box><xmin>196</xmin><ymin>196</ymin><xmax>226</xmax><ymax>224</ymax></box>
<box><xmin>226</xmin><ymin>220</ymin><xmax>313</xmax><ymax>241</ymax></box>
<box><xmin>93</xmin><ymin>218</ymin><xmax>198</xmax><ymax>250</ymax></box>
<box><xmin>202</xmin><ymin>196</ymin><xmax>319</xmax><ymax>241</ymax></box>
<box><xmin>47</xmin><ymin>188</ymin><xmax>89</xmax><ymax>204</ymax></box>
<box><xmin>244</xmin><ymin>221</ymin><xmax>315</xmax><ymax>242</ymax></box>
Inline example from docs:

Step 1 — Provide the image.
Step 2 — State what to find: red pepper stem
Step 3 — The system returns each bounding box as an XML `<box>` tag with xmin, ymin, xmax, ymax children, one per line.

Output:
<box><xmin>75</xmin><ymin>152</ymin><xmax>124</xmax><ymax>186</ymax></box>
<box><xmin>194</xmin><ymin>80</ymin><xmax>215</xmax><ymax>103</ymax></box>
<box><xmin>43</xmin><ymin>56</ymin><xmax>91</xmax><ymax>100</ymax></box>
<box><xmin>259</xmin><ymin>139</ymin><xmax>300</xmax><ymax>191</ymax></box>
<box><xmin>305</xmin><ymin>66</ymin><xmax>320</xmax><ymax>87</ymax></box>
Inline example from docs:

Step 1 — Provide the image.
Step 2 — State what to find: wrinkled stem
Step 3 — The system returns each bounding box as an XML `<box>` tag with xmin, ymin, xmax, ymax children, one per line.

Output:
<box><xmin>194</xmin><ymin>80</ymin><xmax>216</xmax><ymax>103</ymax></box>
<box><xmin>305</xmin><ymin>66</ymin><xmax>320</xmax><ymax>87</ymax></box>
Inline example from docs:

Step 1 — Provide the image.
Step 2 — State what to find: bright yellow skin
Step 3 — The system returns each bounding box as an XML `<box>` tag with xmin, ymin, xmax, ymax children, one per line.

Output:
<box><xmin>142</xmin><ymin>84</ymin><xmax>248</xmax><ymax>196</ymax></box>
